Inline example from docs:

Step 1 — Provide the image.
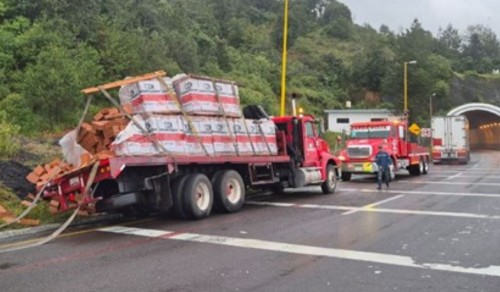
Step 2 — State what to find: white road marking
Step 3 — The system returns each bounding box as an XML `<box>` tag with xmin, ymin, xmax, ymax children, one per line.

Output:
<box><xmin>342</xmin><ymin>195</ymin><xmax>404</xmax><ymax>215</ymax></box>
<box><xmin>430</xmin><ymin>169</ymin><xmax>497</xmax><ymax>172</ymax></box>
<box><xmin>445</xmin><ymin>172</ymin><xmax>462</xmax><ymax>180</ymax></box>
<box><xmin>428</xmin><ymin>175</ymin><xmax>500</xmax><ymax>179</ymax></box>
<box><xmin>338</xmin><ymin>188</ymin><xmax>500</xmax><ymax>198</ymax></box>
<box><xmin>247</xmin><ymin>201</ymin><xmax>500</xmax><ymax>220</ymax></box>
<box><xmin>99</xmin><ymin>226</ymin><xmax>500</xmax><ymax>278</ymax></box>
<box><xmin>398</xmin><ymin>180</ymin><xmax>500</xmax><ymax>186</ymax></box>
<box><xmin>99</xmin><ymin>226</ymin><xmax>172</xmax><ymax>237</ymax></box>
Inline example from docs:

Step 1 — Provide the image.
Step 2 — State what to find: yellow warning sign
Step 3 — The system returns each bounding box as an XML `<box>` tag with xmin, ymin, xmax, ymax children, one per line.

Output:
<box><xmin>409</xmin><ymin>123</ymin><xmax>421</xmax><ymax>135</ymax></box>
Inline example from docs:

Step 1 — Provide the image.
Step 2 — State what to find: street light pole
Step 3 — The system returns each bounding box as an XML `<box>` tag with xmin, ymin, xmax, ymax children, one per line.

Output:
<box><xmin>279</xmin><ymin>0</ymin><xmax>289</xmax><ymax>117</ymax></box>
<box><xmin>429</xmin><ymin>93</ymin><xmax>436</xmax><ymax>152</ymax></box>
<box><xmin>403</xmin><ymin>60</ymin><xmax>417</xmax><ymax>115</ymax></box>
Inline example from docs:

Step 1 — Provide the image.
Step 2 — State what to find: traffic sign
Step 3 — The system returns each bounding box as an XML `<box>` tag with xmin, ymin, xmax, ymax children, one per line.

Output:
<box><xmin>421</xmin><ymin>128</ymin><xmax>431</xmax><ymax>137</ymax></box>
<box><xmin>409</xmin><ymin>123</ymin><xmax>421</xmax><ymax>135</ymax></box>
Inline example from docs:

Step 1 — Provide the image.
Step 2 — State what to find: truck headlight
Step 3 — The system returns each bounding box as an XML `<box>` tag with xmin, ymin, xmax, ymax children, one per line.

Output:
<box><xmin>338</xmin><ymin>155</ymin><xmax>346</xmax><ymax>161</ymax></box>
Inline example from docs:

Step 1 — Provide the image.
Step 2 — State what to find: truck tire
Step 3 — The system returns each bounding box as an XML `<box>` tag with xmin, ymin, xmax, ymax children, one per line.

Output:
<box><xmin>172</xmin><ymin>175</ymin><xmax>189</xmax><ymax>219</ymax></box>
<box><xmin>183</xmin><ymin>173</ymin><xmax>213</xmax><ymax>220</ymax></box>
<box><xmin>389</xmin><ymin>164</ymin><xmax>396</xmax><ymax>181</ymax></box>
<box><xmin>422</xmin><ymin>158</ymin><xmax>429</xmax><ymax>175</ymax></box>
<box><xmin>409</xmin><ymin>159</ymin><xmax>423</xmax><ymax>176</ymax></box>
<box><xmin>321</xmin><ymin>164</ymin><xmax>337</xmax><ymax>194</ymax></box>
<box><xmin>213</xmin><ymin>170</ymin><xmax>245</xmax><ymax>213</ymax></box>
<box><xmin>341</xmin><ymin>171</ymin><xmax>352</xmax><ymax>181</ymax></box>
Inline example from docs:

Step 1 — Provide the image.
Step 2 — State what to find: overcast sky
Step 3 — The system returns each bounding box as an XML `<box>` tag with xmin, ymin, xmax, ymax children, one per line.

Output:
<box><xmin>339</xmin><ymin>0</ymin><xmax>500</xmax><ymax>36</ymax></box>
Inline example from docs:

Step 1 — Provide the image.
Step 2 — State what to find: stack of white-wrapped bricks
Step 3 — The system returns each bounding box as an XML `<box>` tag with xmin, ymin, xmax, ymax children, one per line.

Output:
<box><xmin>112</xmin><ymin>74</ymin><xmax>278</xmax><ymax>157</ymax></box>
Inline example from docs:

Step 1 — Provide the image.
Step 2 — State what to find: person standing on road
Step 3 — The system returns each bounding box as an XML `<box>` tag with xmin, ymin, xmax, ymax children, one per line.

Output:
<box><xmin>375</xmin><ymin>144</ymin><xmax>392</xmax><ymax>190</ymax></box>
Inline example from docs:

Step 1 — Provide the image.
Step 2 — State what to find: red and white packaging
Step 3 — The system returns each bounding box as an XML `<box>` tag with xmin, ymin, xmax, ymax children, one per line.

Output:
<box><xmin>145</xmin><ymin>115</ymin><xmax>185</xmax><ymax>156</ymax></box>
<box><xmin>246</xmin><ymin>119</ymin><xmax>278</xmax><ymax>156</ymax></box>
<box><xmin>111</xmin><ymin>115</ymin><xmax>185</xmax><ymax>156</ymax></box>
<box><xmin>231</xmin><ymin>119</ymin><xmax>254</xmax><ymax>156</ymax></box>
<box><xmin>215</xmin><ymin>82</ymin><xmax>241</xmax><ymax>118</ymax></box>
<box><xmin>258</xmin><ymin>119</ymin><xmax>278</xmax><ymax>155</ymax></box>
<box><xmin>183</xmin><ymin>116</ymin><xmax>215</xmax><ymax>156</ymax></box>
<box><xmin>212</xmin><ymin>118</ymin><xmax>237</xmax><ymax>155</ymax></box>
<box><xmin>111</xmin><ymin>122</ymin><xmax>157</xmax><ymax>156</ymax></box>
<box><xmin>120</xmin><ymin>78</ymin><xmax>181</xmax><ymax>114</ymax></box>
<box><xmin>173</xmin><ymin>76</ymin><xmax>220</xmax><ymax>116</ymax></box>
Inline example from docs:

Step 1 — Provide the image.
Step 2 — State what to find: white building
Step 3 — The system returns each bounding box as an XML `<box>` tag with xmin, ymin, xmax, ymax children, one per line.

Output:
<box><xmin>324</xmin><ymin>109</ymin><xmax>397</xmax><ymax>133</ymax></box>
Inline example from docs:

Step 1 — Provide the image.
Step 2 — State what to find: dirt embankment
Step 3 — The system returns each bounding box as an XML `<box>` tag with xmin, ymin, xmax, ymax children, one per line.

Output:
<box><xmin>0</xmin><ymin>161</ymin><xmax>35</xmax><ymax>199</ymax></box>
<box><xmin>0</xmin><ymin>136</ymin><xmax>62</xmax><ymax>199</ymax></box>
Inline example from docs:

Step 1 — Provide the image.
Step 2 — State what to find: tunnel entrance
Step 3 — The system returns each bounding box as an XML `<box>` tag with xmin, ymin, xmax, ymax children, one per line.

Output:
<box><xmin>447</xmin><ymin>103</ymin><xmax>500</xmax><ymax>150</ymax></box>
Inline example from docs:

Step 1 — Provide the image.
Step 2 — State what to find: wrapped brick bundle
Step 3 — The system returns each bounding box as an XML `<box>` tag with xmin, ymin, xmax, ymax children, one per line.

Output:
<box><xmin>119</xmin><ymin>78</ymin><xmax>181</xmax><ymax>114</ymax></box>
<box><xmin>246</xmin><ymin>119</ymin><xmax>278</xmax><ymax>156</ymax></box>
<box><xmin>111</xmin><ymin>115</ymin><xmax>185</xmax><ymax>156</ymax></box>
<box><xmin>183</xmin><ymin>116</ymin><xmax>215</xmax><ymax>156</ymax></box>
<box><xmin>214</xmin><ymin>82</ymin><xmax>241</xmax><ymax>118</ymax></box>
<box><xmin>231</xmin><ymin>119</ymin><xmax>255</xmax><ymax>156</ymax></box>
<box><xmin>212</xmin><ymin>118</ymin><xmax>237</xmax><ymax>155</ymax></box>
<box><xmin>173</xmin><ymin>75</ymin><xmax>241</xmax><ymax>118</ymax></box>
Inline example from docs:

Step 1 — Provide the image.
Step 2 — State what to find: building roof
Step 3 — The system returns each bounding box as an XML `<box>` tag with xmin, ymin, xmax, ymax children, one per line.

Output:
<box><xmin>324</xmin><ymin>109</ymin><xmax>393</xmax><ymax>114</ymax></box>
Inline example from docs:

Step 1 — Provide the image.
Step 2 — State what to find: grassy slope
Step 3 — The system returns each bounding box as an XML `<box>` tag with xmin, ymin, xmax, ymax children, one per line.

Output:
<box><xmin>0</xmin><ymin>135</ymin><xmax>66</xmax><ymax>227</ymax></box>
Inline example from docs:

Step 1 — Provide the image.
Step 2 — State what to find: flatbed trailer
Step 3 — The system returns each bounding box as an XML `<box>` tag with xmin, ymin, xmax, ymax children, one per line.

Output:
<box><xmin>44</xmin><ymin>72</ymin><xmax>340</xmax><ymax>220</ymax></box>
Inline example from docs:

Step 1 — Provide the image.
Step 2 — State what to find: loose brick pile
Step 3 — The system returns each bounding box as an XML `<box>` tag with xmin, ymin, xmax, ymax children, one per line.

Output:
<box><xmin>25</xmin><ymin>106</ymin><xmax>131</xmax><ymax>191</ymax></box>
<box><xmin>25</xmin><ymin>158</ymin><xmax>75</xmax><ymax>192</ymax></box>
<box><xmin>77</xmin><ymin>106</ymin><xmax>131</xmax><ymax>155</ymax></box>
<box><xmin>1</xmin><ymin>193</ymin><xmax>41</xmax><ymax>226</ymax></box>
<box><xmin>20</xmin><ymin>107</ymin><xmax>131</xmax><ymax>217</ymax></box>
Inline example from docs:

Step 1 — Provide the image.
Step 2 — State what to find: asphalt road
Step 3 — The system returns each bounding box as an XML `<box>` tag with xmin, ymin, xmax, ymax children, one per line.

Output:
<box><xmin>1</xmin><ymin>150</ymin><xmax>500</xmax><ymax>291</ymax></box>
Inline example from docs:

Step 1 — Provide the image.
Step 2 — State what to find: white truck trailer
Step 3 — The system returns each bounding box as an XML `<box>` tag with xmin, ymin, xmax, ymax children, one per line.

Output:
<box><xmin>431</xmin><ymin>115</ymin><xmax>470</xmax><ymax>164</ymax></box>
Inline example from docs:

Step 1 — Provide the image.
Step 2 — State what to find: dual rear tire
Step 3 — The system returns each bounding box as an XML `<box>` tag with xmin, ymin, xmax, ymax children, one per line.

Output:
<box><xmin>172</xmin><ymin>170</ymin><xmax>245</xmax><ymax>220</ymax></box>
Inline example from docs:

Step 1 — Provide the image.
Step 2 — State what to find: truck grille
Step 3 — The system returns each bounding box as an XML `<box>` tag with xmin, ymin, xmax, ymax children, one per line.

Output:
<box><xmin>347</xmin><ymin>146</ymin><xmax>371</xmax><ymax>158</ymax></box>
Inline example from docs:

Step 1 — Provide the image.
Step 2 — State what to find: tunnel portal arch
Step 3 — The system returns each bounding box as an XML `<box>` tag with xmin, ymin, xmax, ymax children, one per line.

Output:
<box><xmin>447</xmin><ymin>103</ymin><xmax>500</xmax><ymax>117</ymax></box>
<box><xmin>447</xmin><ymin>103</ymin><xmax>500</xmax><ymax>150</ymax></box>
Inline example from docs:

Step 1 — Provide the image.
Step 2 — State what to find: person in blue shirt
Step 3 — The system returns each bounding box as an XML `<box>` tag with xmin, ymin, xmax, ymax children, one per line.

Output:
<box><xmin>375</xmin><ymin>144</ymin><xmax>392</xmax><ymax>190</ymax></box>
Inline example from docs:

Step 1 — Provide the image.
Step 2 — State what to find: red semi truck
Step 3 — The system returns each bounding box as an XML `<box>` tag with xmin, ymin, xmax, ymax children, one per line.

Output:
<box><xmin>43</xmin><ymin>76</ymin><xmax>340</xmax><ymax>220</ymax></box>
<box><xmin>338</xmin><ymin>120</ymin><xmax>430</xmax><ymax>181</ymax></box>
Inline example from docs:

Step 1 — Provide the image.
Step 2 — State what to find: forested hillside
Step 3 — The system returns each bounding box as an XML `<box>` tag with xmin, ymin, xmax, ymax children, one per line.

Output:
<box><xmin>1</xmin><ymin>0</ymin><xmax>500</xmax><ymax>136</ymax></box>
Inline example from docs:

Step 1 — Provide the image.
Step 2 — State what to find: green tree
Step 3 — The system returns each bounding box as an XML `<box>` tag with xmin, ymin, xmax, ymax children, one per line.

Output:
<box><xmin>22</xmin><ymin>44</ymin><xmax>102</xmax><ymax>130</ymax></box>
<box><xmin>0</xmin><ymin>93</ymin><xmax>36</xmax><ymax>133</ymax></box>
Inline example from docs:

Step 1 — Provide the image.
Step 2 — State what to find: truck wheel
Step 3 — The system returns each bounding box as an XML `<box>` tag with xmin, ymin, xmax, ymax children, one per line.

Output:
<box><xmin>210</xmin><ymin>171</ymin><xmax>224</xmax><ymax>211</ymax></box>
<box><xmin>183</xmin><ymin>173</ymin><xmax>213</xmax><ymax>220</ymax></box>
<box><xmin>213</xmin><ymin>170</ymin><xmax>245</xmax><ymax>213</ymax></box>
<box><xmin>389</xmin><ymin>165</ymin><xmax>396</xmax><ymax>181</ymax></box>
<box><xmin>422</xmin><ymin>158</ymin><xmax>429</xmax><ymax>175</ymax></box>
<box><xmin>172</xmin><ymin>175</ymin><xmax>189</xmax><ymax>219</ymax></box>
<box><xmin>341</xmin><ymin>171</ymin><xmax>351</xmax><ymax>181</ymax></box>
<box><xmin>409</xmin><ymin>160</ymin><xmax>423</xmax><ymax>176</ymax></box>
<box><xmin>321</xmin><ymin>164</ymin><xmax>337</xmax><ymax>194</ymax></box>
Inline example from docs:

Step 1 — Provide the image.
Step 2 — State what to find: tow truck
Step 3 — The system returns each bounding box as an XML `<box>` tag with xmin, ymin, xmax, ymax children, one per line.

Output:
<box><xmin>338</xmin><ymin>120</ymin><xmax>430</xmax><ymax>181</ymax></box>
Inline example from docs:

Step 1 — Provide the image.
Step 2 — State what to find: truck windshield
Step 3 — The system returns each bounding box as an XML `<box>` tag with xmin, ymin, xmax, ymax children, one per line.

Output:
<box><xmin>350</xmin><ymin>126</ymin><xmax>391</xmax><ymax>139</ymax></box>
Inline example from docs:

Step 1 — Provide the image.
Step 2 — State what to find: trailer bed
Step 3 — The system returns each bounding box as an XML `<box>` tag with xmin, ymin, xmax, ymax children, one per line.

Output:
<box><xmin>52</xmin><ymin>154</ymin><xmax>292</xmax><ymax>184</ymax></box>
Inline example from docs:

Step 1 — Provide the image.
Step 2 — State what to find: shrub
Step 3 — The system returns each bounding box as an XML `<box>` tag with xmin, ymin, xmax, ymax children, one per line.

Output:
<box><xmin>0</xmin><ymin>110</ymin><xmax>21</xmax><ymax>159</ymax></box>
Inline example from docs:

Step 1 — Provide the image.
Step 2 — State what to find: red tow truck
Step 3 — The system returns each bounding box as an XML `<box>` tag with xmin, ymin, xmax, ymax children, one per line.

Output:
<box><xmin>44</xmin><ymin>79</ymin><xmax>340</xmax><ymax>220</ymax></box>
<box><xmin>338</xmin><ymin>120</ymin><xmax>430</xmax><ymax>181</ymax></box>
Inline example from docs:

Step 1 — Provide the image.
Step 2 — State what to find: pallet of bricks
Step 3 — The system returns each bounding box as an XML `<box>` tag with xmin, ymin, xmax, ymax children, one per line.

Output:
<box><xmin>111</xmin><ymin>73</ymin><xmax>278</xmax><ymax>157</ymax></box>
